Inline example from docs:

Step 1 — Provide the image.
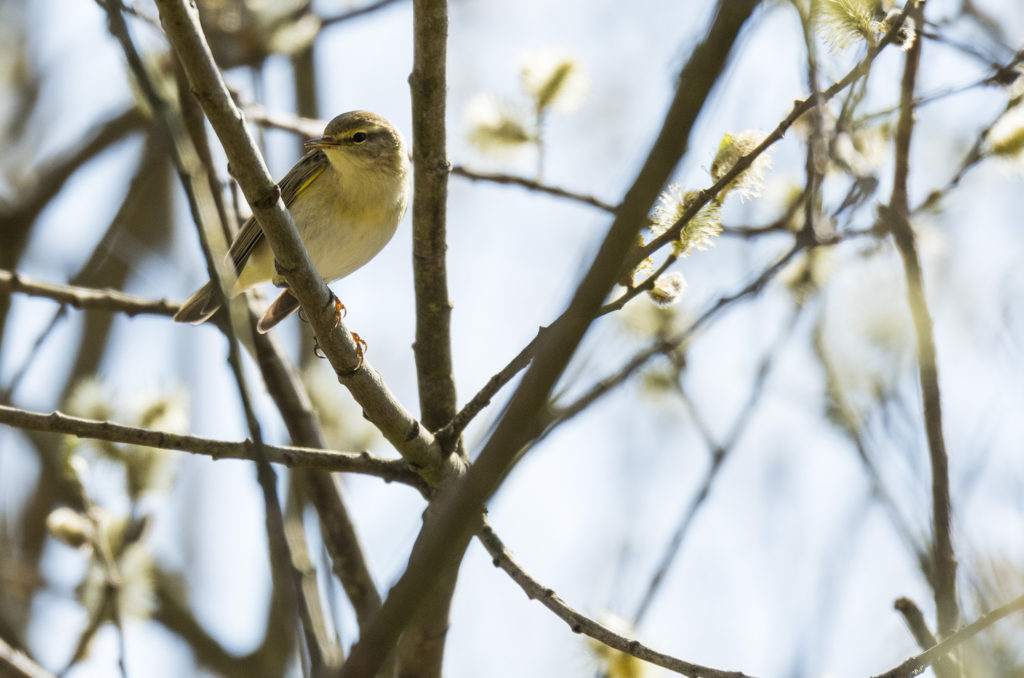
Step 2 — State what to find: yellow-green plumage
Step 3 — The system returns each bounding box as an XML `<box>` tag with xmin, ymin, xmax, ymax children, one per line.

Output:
<box><xmin>173</xmin><ymin>110</ymin><xmax>410</xmax><ymax>332</ymax></box>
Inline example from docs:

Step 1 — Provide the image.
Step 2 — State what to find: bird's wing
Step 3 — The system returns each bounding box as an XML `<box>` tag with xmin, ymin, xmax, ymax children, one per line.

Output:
<box><xmin>226</xmin><ymin>149</ymin><xmax>330</xmax><ymax>275</ymax></box>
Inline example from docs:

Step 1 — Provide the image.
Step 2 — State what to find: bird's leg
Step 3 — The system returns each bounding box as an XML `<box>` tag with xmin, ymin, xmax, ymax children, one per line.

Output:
<box><xmin>321</xmin><ymin>330</ymin><xmax>367</xmax><ymax>374</ymax></box>
<box><xmin>313</xmin><ymin>291</ymin><xmax>365</xmax><ymax>373</ymax></box>
<box><xmin>350</xmin><ymin>332</ymin><xmax>367</xmax><ymax>369</ymax></box>
<box><xmin>324</xmin><ymin>289</ymin><xmax>347</xmax><ymax>326</ymax></box>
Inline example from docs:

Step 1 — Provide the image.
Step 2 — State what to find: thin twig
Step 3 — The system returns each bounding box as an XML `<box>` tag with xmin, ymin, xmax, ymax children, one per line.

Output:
<box><xmin>0</xmin><ymin>270</ymin><xmax>179</xmax><ymax>317</ymax></box>
<box><xmin>476</xmin><ymin>521</ymin><xmax>756</xmax><ymax>678</ymax></box>
<box><xmin>631</xmin><ymin>303</ymin><xmax>803</xmax><ymax>626</ymax></box>
<box><xmin>0</xmin><ymin>404</ymin><xmax>426</xmax><ymax>490</ymax></box>
<box><xmin>553</xmin><ymin>240</ymin><xmax>805</xmax><ymax>427</ymax></box>
<box><xmin>244</xmin><ymin>105</ymin><xmax>322</xmax><ymax>138</ymax></box>
<box><xmin>436</xmin><ymin>333</ymin><xmax>541</xmax><ymax>449</ymax></box>
<box><xmin>0</xmin><ymin>305</ymin><xmax>67</xmax><ymax>401</ymax></box>
<box><xmin>884</xmin><ymin>1</ymin><xmax>959</xmax><ymax>642</ymax></box>
<box><xmin>450</xmin><ymin>165</ymin><xmax>617</xmax><ymax>213</ymax></box>
<box><xmin>894</xmin><ymin>597</ymin><xmax>940</xmax><ymax>650</ymax></box>
<box><xmin>871</xmin><ymin>591</ymin><xmax>1024</xmax><ymax>678</ymax></box>
<box><xmin>320</xmin><ymin>0</ymin><xmax>406</xmax><ymax>26</ymax></box>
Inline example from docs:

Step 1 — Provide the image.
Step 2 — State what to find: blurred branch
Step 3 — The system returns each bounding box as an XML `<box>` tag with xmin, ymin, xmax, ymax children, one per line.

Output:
<box><xmin>337</xmin><ymin>3</ymin><xmax>763</xmax><ymax>675</ymax></box>
<box><xmin>895</xmin><ymin>597</ymin><xmax>940</xmax><ymax>649</ymax></box>
<box><xmin>872</xmin><ymin>591</ymin><xmax>1024</xmax><ymax>678</ymax></box>
<box><xmin>0</xmin><ymin>106</ymin><xmax>147</xmax><ymax>346</ymax></box>
<box><xmin>450</xmin><ymin>165</ymin><xmax>617</xmax><ymax>213</ymax></box>
<box><xmin>0</xmin><ymin>404</ymin><xmax>426</xmax><ymax>490</ymax></box>
<box><xmin>883</xmin><ymin>1</ymin><xmax>960</xmax><ymax>642</ymax></box>
<box><xmin>0</xmin><ymin>636</ymin><xmax>55</xmax><ymax>678</ymax></box>
<box><xmin>285</xmin><ymin>479</ymin><xmax>344</xmax><ymax>667</ymax></box>
<box><xmin>812</xmin><ymin>322</ymin><xmax>932</xmax><ymax>573</ymax></box>
<box><xmin>153</xmin><ymin>0</ymin><xmax>446</xmax><ymax>479</ymax></box>
<box><xmin>476</xmin><ymin>521</ymin><xmax>755</xmax><ymax>678</ymax></box>
<box><xmin>101</xmin><ymin>2</ymin><xmax>323</xmax><ymax>668</ymax></box>
<box><xmin>556</xmin><ymin>240</ymin><xmax>804</xmax><ymax>428</ymax></box>
<box><xmin>244</xmin><ymin>104</ymin><xmax>322</xmax><ymax>137</ymax></box>
<box><xmin>631</xmin><ymin>303</ymin><xmax>803</xmax><ymax>626</ymax></box>
<box><xmin>0</xmin><ymin>306</ymin><xmax>67</xmax><ymax>402</ymax></box>
<box><xmin>0</xmin><ymin>270</ymin><xmax>178</xmax><ymax>317</ymax></box>
<box><xmin>914</xmin><ymin>90</ymin><xmax>1021</xmax><ymax>214</ymax></box>
<box><xmin>958</xmin><ymin>0</ymin><xmax>1015</xmax><ymax>55</ymax></box>
<box><xmin>0</xmin><ymin>106</ymin><xmax>147</xmax><ymax>239</ymax></box>
<box><xmin>250</xmin><ymin>329</ymin><xmax>388</xmax><ymax>633</ymax></box>
<box><xmin>154</xmin><ymin>570</ymin><xmax>291</xmax><ymax>678</ymax></box>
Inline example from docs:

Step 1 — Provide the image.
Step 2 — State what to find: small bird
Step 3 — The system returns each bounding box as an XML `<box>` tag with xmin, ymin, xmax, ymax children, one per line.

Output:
<box><xmin>174</xmin><ymin>110</ymin><xmax>410</xmax><ymax>333</ymax></box>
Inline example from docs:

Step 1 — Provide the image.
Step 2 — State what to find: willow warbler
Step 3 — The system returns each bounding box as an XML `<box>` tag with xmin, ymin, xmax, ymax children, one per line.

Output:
<box><xmin>174</xmin><ymin>110</ymin><xmax>410</xmax><ymax>333</ymax></box>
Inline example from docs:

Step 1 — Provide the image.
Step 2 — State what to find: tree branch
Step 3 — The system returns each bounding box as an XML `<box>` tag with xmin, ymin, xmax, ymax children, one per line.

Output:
<box><xmin>399</xmin><ymin>0</ymin><xmax>464</xmax><ymax>674</ymax></box>
<box><xmin>0</xmin><ymin>404</ymin><xmax>426</xmax><ymax>491</ymax></box>
<box><xmin>320</xmin><ymin>0</ymin><xmax>407</xmax><ymax>27</ymax></box>
<box><xmin>251</xmin><ymin>329</ymin><xmax>388</xmax><ymax>634</ymax></box>
<box><xmin>872</xmin><ymin>592</ymin><xmax>1024</xmax><ymax>678</ymax></box>
<box><xmin>0</xmin><ymin>270</ymin><xmax>178</xmax><ymax>317</ymax></box>
<box><xmin>450</xmin><ymin>165</ymin><xmax>617</xmax><ymax>213</ymax></box>
<box><xmin>0</xmin><ymin>636</ymin><xmax>55</xmax><ymax>678</ymax></box>
<box><xmin>410</xmin><ymin>0</ymin><xmax>457</xmax><ymax>437</ymax></box>
<box><xmin>476</xmin><ymin>522</ymin><xmax>755</xmax><ymax>678</ymax></box>
<box><xmin>882</xmin><ymin>1</ymin><xmax>959</xmax><ymax>641</ymax></box>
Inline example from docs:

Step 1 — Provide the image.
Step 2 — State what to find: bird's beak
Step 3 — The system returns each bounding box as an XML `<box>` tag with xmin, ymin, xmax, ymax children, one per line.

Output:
<box><xmin>304</xmin><ymin>137</ymin><xmax>339</xmax><ymax>149</ymax></box>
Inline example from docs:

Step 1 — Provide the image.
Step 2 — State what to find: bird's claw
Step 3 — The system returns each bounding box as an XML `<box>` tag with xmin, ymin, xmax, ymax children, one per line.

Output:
<box><xmin>327</xmin><ymin>294</ymin><xmax>347</xmax><ymax>327</ymax></box>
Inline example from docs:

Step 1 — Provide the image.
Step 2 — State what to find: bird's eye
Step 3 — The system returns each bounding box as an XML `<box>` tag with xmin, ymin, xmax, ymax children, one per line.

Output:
<box><xmin>352</xmin><ymin>132</ymin><xmax>368</xmax><ymax>143</ymax></box>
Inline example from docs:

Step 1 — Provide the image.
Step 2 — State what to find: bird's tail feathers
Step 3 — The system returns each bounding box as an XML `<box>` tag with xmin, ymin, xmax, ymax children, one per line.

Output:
<box><xmin>173</xmin><ymin>282</ymin><xmax>221</xmax><ymax>325</ymax></box>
